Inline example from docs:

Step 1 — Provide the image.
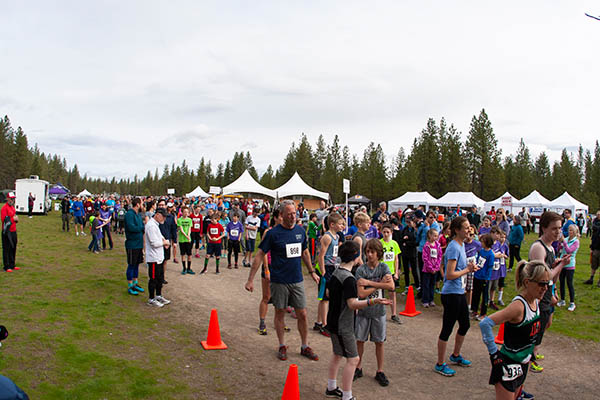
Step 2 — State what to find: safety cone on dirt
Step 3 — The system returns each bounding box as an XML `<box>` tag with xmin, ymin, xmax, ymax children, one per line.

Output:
<box><xmin>281</xmin><ymin>364</ymin><xmax>300</xmax><ymax>400</ymax></box>
<box><xmin>201</xmin><ymin>309</ymin><xmax>228</xmax><ymax>350</ymax></box>
<box><xmin>494</xmin><ymin>323</ymin><xmax>505</xmax><ymax>344</ymax></box>
<box><xmin>399</xmin><ymin>286</ymin><xmax>421</xmax><ymax>317</ymax></box>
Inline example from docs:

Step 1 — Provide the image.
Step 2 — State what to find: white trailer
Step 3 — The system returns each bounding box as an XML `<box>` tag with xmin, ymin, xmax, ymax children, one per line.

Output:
<box><xmin>15</xmin><ymin>176</ymin><xmax>51</xmax><ymax>214</ymax></box>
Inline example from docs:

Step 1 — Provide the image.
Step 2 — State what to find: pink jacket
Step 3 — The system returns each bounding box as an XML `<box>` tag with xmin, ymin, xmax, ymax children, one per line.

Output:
<box><xmin>422</xmin><ymin>241</ymin><xmax>442</xmax><ymax>273</ymax></box>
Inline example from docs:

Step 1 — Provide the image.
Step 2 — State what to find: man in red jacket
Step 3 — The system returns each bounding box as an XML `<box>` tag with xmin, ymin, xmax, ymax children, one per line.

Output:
<box><xmin>1</xmin><ymin>192</ymin><xmax>20</xmax><ymax>272</ymax></box>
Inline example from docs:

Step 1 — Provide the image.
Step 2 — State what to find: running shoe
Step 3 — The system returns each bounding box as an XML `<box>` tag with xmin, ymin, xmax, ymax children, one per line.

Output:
<box><xmin>374</xmin><ymin>371</ymin><xmax>389</xmax><ymax>387</ymax></box>
<box><xmin>428</xmin><ymin>301</ymin><xmax>436</xmax><ymax>307</ymax></box>
<box><xmin>401</xmin><ymin>288</ymin><xmax>408</xmax><ymax>295</ymax></box>
<box><xmin>155</xmin><ymin>295</ymin><xmax>171</xmax><ymax>305</ymax></box>
<box><xmin>258</xmin><ymin>325</ymin><xmax>267</xmax><ymax>335</ymax></box>
<box><xmin>147</xmin><ymin>298</ymin><xmax>164</xmax><ymax>308</ymax></box>
<box><xmin>489</xmin><ymin>301</ymin><xmax>499</xmax><ymax>311</ymax></box>
<box><xmin>434</xmin><ymin>362</ymin><xmax>456</xmax><ymax>377</ymax></box>
<box><xmin>127</xmin><ymin>287</ymin><xmax>138</xmax><ymax>295</ymax></box>
<box><xmin>319</xmin><ymin>326</ymin><xmax>331</xmax><ymax>337</ymax></box>
<box><xmin>568</xmin><ymin>303</ymin><xmax>576</xmax><ymax>311</ymax></box>
<box><xmin>507</xmin><ymin>268</ymin><xmax>512</xmax><ymax>272</ymax></box>
<box><xmin>187</xmin><ymin>269</ymin><xmax>195</xmax><ymax>275</ymax></box>
<box><xmin>422</xmin><ymin>303</ymin><xmax>429</xmax><ymax>308</ymax></box>
<box><xmin>13</xmin><ymin>267</ymin><xmax>20</xmax><ymax>270</ymax></box>
<box><xmin>227</xmin><ymin>264</ymin><xmax>232</xmax><ymax>269</ymax></box>
<box><xmin>518</xmin><ymin>389</ymin><xmax>535</xmax><ymax>399</ymax></box>
<box><xmin>449</xmin><ymin>354</ymin><xmax>472</xmax><ymax>367</ymax></box>
<box><xmin>535</xmin><ymin>354</ymin><xmax>544</xmax><ymax>361</ymax></box>
<box><xmin>283</xmin><ymin>326</ymin><xmax>291</xmax><ymax>332</ymax></box>
<box><xmin>530</xmin><ymin>361</ymin><xmax>543</xmax><ymax>373</ymax></box>
<box><xmin>325</xmin><ymin>387</ymin><xmax>343</xmax><ymax>398</ymax></box>
<box><xmin>353</xmin><ymin>368</ymin><xmax>363</xmax><ymax>381</ymax></box>
<box><xmin>5</xmin><ymin>269</ymin><xmax>12</xmax><ymax>272</ymax></box>
<box><xmin>163</xmin><ymin>280</ymin><xmax>168</xmax><ymax>285</ymax></box>
<box><xmin>313</xmin><ymin>322</ymin><xmax>323</xmax><ymax>331</ymax></box>
<box><xmin>300</xmin><ymin>346</ymin><xmax>319</xmax><ymax>361</ymax></box>
<box><xmin>556</xmin><ymin>300</ymin><xmax>566</xmax><ymax>307</ymax></box>
<box><xmin>181</xmin><ymin>269</ymin><xmax>186</xmax><ymax>275</ymax></box>
<box><xmin>277</xmin><ymin>345</ymin><xmax>288</xmax><ymax>361</ymax></box>
<box><xmin>476</xmin><ymin>314</ymin><xmax>485</xmax><ymax>322</ymax></box>
<box><xmin>497</xmin><ymin>299</ymin><xmax>505</xmax><ymax>306</ymax></box>
<box><xmin>194</xmin><ymin>253</ymin><xmax>201</xmax><ymax>258</ymax></box>
<box><xmin>583</xmin><ymin>278</ymin><xmax>593</xmax><ymax>285</ymax></box>
<box><xmin>133</xmin><ymin>284</ymin><xmax>144</xmax><ymax>293</ymax></box>
<box><xmin>391</xmin><ymin>315</ymin><xmax>403</xmax><ymax>324</ymax></box>
<box><xmin>173</xmin><ymin>258</ymin><xmax>179</xmax><ymax>263</ymax></box>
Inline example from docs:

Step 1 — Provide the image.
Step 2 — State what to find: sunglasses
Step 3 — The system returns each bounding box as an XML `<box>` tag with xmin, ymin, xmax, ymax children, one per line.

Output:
<box><xmin>530</xmin><ymin>280</ymin><xmax>550</xmax><ymax>288</ymax></box>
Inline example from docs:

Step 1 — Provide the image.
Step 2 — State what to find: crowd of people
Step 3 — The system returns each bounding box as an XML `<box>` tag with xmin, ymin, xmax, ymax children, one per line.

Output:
<box><xmin>3</xmin><ymin>191</ymin><xmax>600</xmax><ymax>400</ymax></box>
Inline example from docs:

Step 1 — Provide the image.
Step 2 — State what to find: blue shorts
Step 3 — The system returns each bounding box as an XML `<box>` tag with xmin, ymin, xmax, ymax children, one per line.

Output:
<box><xmin>75</xmin><ymin>216</ymin><xmax>84</xmax><ymax>225</ymax></box>
<box><xmin>245</xmin><ymin>238</ymin><xmax>256</xmax><ymax>252</ymax></box>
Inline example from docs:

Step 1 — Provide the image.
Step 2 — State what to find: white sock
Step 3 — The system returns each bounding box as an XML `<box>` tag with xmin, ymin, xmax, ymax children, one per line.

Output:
<box><xmin>342</xmin><ymin>391</ymin><xmax>353</xmax><ymax>400</ymax></box>
<box><xmin>498</xmin><ymin>291</ymin><xmax>503</xmax><ymax>302</ymax></box>
<box><xmin>327</xmin><ymin>379</ymin><xmax>337</xmax><ymax>391</ymax></box>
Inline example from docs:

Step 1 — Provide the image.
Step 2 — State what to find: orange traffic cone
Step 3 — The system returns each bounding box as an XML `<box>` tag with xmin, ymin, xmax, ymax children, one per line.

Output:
<box><xmin>399</xmin><ymin>286</ymin><xmax>421</xmax><ymax>317</ymax></box>
<box><xmin>494</xmin><ymin>323</ymin><xmax>505</xmax><ymax>344</ymax></box>
<box><xmin>281</xmin><ymin>364</ymin><xmax>300</xmax><ymax>400</ymax></box>
<box><xmin>201</xmin><ymin>309</ymin><xmax>228</xmax><ymax>350</ymax></box>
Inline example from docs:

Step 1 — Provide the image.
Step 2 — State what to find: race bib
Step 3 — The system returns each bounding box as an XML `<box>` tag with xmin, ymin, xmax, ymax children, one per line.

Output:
<box><xmin>493</xmin><ymin>260</ymin><xmax>501</xmax><ymax>271</ymax></box>
<box><xmin>210</xmin><ymin>228</ymin><xmax>218</xmax><ymax>235</ymax></box>
<box><xmin>477</xmin><ymin>257</ymin><xmax>486</xmax><ymax>269</ymax></box>
<box><xmin>467</xmin><ymin>256</ymin><xmax>477</xmax><ymax>265</ymax></box>
<box><xmin>286</xmin><ymin>243</ymin><xmax>301</xmax><ymax>258</ymax></box>
<box><xmin>502</xmin><ymin>364</ymin><xmax>523</xmax><ymax>382</ymax></box>
<box><xmin>194</xmin><ymin>223</ymin><xmax>200</xmax><ymax>229</ymax></box>
<box><xmin>368</xmin><ymin>289</ymin><xmax>383</xmax><ymax>299</ymax></box>
<box><xmin>230</xmin><ymin>229</ymin><xmax>239</xmax><ymax>237</ymax></box>
<box><xmin>332</xmin><ymin>245</ymin><xmax>338</xmax><ymax>257</ymax></box>
<box><xmin>430</xmin><ymin>248</ymin><xmax>438</xmax><ymax>259</ymax></box>
<box><xmin>461</xmin><ymin>275</ymin><xmax>467</xmax><ymax>289</ymax></box>
<box><xmin>384</xmin><ymin>252</ymin><xmax>394</xmax><ymax>262</ymax></box>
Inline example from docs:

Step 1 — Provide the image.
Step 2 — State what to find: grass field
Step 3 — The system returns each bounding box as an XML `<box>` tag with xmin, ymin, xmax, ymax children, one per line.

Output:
<box><xmin>0</xmin><ymin>209</ymin><xmax>598</xmax><ymax>398</ymax></box>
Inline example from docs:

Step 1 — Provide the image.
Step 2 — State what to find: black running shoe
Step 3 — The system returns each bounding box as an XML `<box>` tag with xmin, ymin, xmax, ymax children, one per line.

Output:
<box><xmin>353</xmin><ymin>368</ymin><xmax>363</xmax><ymax>381</ymax></box>
<box><xmin>325</xmin><ymin>386</ymin><xmax>343</xmax><ymax>398</ymax></box>
<box><xmin>375</xmin><ymin>371</ymin><xmax>389</xmax><ymax>387</ymax></box>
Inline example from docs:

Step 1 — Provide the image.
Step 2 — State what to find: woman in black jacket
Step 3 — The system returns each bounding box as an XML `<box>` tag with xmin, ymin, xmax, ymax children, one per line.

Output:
<box><xmin>400</xmin><ymin>217</ymin><xmax>420</xmax><ymax>294</ymax></box>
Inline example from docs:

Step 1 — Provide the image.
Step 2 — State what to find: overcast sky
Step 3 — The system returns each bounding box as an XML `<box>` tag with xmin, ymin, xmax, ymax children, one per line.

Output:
<box><xmin>1</xmin><ymin>1</ymin><xmax>599</xmax><ymax>181</ymax></box>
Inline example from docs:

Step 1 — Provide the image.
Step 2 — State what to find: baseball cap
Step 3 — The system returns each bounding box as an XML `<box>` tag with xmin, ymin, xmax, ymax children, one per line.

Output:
<box><xmin>415</xmin><ymin>210</ymin><xmax>426</xmax><ymax>220</ymax></box>
<box><xmin>7</xmin><ymin>192</ymin><xmax>15</xmax><ymax>199</ymax></box>
<box><xmin>155</xmin><ymin>208</ymin><xmax>168</xmax><ymax>217</ymax></box>
<box><xmin>167</xmin><ymin>202</ymin><xmax>174</xmax><ymax>207</ymax></box>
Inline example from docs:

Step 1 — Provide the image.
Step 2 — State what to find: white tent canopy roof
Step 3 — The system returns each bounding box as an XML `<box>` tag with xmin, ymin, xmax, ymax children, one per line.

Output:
<box><xmin>78</xmin><ymin>189</ymin><xmax>92</xmax><ymax>197</ymax></box>
<box><xmin>548</xmin><ymin>192</ymin><xmax>588</xmax><ymax>213</ymax></box>
<box><xmin>484</xmin><ymin>192</ymin><xmax>522</xmax><ymax>209</ymax></box>
<box><xmin>431</xmin><ymin>192</ymin><xmax>485</xmax><ymax>209</ymax></box>
<box><xmin>185</xmin><ymin>185</ymin><xmax>210</xmax><ymax>198</ymax></box>
<box><xmin>518</xmin><ymin>190</ymin><xmax>551</xmax><ymax>208</ymax></box>
<box><xmin>222</xmin><ymin>170</ymin><xmax>276</xmax><ymax>198</ymax></box>
<box><xmin>275</xmin><ymin>172</ymin><xmax>329</xmax><ymax>200</ymax></box>
<box><xmin>388</xmin><ymin>192</ymin><xmax>438</xmax><ymax>212</ymax></box>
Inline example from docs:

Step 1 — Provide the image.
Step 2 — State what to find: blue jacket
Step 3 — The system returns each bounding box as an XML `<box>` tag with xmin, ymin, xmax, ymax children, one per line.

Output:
<box><xmin>562</xmin><ymin>219</ymin><xmax>575</xmax><ymax>238</ymax></box>
<box><xmin>417</xmin><ymin>223</ymin><xmax>429</xmax><ymax>252</ymax></box>
<box><xmin>124</xmin><ymin>209</ymin><xmax>144</xmax><ymax>249</ymax></box>
<box><xmin>508</xmin><ymin>224</ymin><xmax>524</xmax><ymax>246</ymax></box>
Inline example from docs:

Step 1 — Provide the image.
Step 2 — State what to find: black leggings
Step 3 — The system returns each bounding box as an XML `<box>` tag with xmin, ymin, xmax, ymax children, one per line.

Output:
<box><xmin>471</xmin><ymin>278</ymin><xmax>489</xmax><ymax>316</ymax></box>
<box><xmin>147</xmin><ymin>262</ymin><xmax>164</xmax><ymax>299</ymax></box>
<box><xmin>439</xmin><ymin>294</ymin><xmax>470</xmax><ymax>341</ymax></box>
<box><xmin>402</xmin><ymin>253</ymin><xmax>419</xmax><ymax>288</ymax></box>
<box><xmin>509</xmin><ymin>244</ymin><xmax>521</xmax><ymax>269</ymax></box>
<box><xmin>559</xmin><ymin>269</ymin><xmax>575</xmax><ymax>303</ymax></box>
<box><xmin>102</xmin><ymin>225</ymin><xmax>113</xmax><ymax>249</ymax></box>
<box><xmin>228</xmin><ymin>240</ymin><xmax>240</xmax><ymax>264</ymax></box>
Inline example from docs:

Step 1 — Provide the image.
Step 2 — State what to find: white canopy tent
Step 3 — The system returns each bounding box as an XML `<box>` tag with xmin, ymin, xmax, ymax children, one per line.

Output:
<box><xmin>518</xmin><ymin>190</ymin><xmax>551</xmax><ymax>208</ymax></box>
<box><xmin>431</xmin><ymin>192</ymin><xmax>485</xmax><ymax>209</ymax></box>
<box><xmin>548</xmin><ymin>192</ymin><xmax>588</xmax><ymax>215</ymax></box>
<box><xmin>484</xmin><ymin>192</ymin><xmax>522</xmax><ymax>214</ymax></box>
<box><xmin>275</xmin><ymin>172</ymin><xmax>329</xmax><ymax>200</ymax></box>
<box><xmin>185</xmin><ymin>185</ymin><xmax>210</xmax><ymax>198</ymax></box>
<box><xmin>78</xmin><ymin>189</ymin><xmax>92</xmax><ymax>197</ymax></box>
<box><xmin>388</xmin><ymin>192</ymin><xmax>438</xmax><ymax>212</ymax></box>
<box><xmin>222</xmin><ymin>170</ymin><xmax>276</xmax><ymax>198</ymax></box>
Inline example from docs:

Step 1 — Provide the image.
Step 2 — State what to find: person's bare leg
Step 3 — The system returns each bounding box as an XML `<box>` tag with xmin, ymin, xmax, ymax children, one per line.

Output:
<box><xmin>259</xmin><ymin>278</ymin><xmax>270</xmax><ymax>320</ymax></box>
<box><xmin>437</xmin><ymin>338</ymin><xmax>447</xmax><ymax>365</ymax></box>
<box><xmin>356</xmin><ymin>341</ymin><xmax>365</xmax><ymax>369</ymax></box>
<box><xmin>295</xmin><ymin>308</ymin><xmax>309</xmax><ymax>346</ymax></box>
<box><xmin>341</xmin><ymin>356</ymin><xmax>359</xmax><ymax>391</ymax></box>
<box><xmin>328</xmin><ymin>354</ymin><xmax>343</xmax><ymax>381</ymax></box>
<box><xmin>375</xmin><ymin>342</ymin><xmax>385</xmax><ymax>372</ymax></box>
<box><xmin>274</xmin><ymin>308</ymin><xmax>286</xmax><ymax>345</ymax></box>
<box><xmin>452</xmin><ymin>334</ymin><xmax>466</xmax><ymax>357</ymax></box>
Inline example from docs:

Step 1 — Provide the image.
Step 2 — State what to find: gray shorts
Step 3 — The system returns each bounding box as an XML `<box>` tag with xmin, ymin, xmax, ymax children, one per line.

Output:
<box><xmin>270</xmin><ymin>281</ymin><xmax>306</xmax><ymax>310</ymax></box>
<box><xmin>331</xmin><ymin>332</ymin><xmax>358</xmax><ymax>358</ymax></box>
<box><xmin>489</xmin><ymin>279</ymin><xmax>499</xmax><ymax>292</ymax></box>
<box><xmin>354</xmin><ymin>314</ymin><xmax>386</xmax><ymax>343</ymax></box>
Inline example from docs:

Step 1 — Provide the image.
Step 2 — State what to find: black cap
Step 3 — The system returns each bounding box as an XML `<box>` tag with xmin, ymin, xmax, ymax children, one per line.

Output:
<box><xmin>155</xmin><ymin>208</ymin><xmax>168</xmax><ymax>217</ymax></box>
<box><xmin>0</xmin><ymin>325</ymin><xmax>8</xmax><ymax>341</ymax></box>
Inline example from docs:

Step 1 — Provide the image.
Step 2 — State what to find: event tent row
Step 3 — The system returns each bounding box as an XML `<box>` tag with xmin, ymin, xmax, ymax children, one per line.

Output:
<box><xmin>388</xmin><ymin>190</ymin><xmax>589</xmax><ymax>215</ymax></box>
<box><xmin>186</xmin><ymin>170</ymin><xmax>330</xmax><ymax>201</ymax></box>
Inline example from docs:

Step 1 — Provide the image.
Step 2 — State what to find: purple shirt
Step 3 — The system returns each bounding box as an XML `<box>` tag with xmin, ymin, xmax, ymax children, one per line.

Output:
<box><xmin>490</xmin><ymin>241</ymin><xmax>508</xmax><ymax>280</ymax></box>
<box><xmin>226</xmin><ymin>221</ymin><xmax>244</xmax><ymax>241</ymax></box>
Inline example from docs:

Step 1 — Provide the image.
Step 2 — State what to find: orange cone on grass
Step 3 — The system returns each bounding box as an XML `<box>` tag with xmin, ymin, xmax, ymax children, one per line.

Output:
<box><xmin>399</xmin><ymin>286</ymin><xmax>421</xmax><ymax>317</ymax></box>
<box><xmin>281</xmin><ymin>364</ymin><xmax>300</xmax><ymax>400</ymax></box>
<box><xmin>494</xmin><ymin>323</ymin><xmax>505</xmax><ymax>344</ymax></box>
<box><xmin>201</xmin><ymin>309</ymin><xmax>228</xmax><ymax>350</ymax></box>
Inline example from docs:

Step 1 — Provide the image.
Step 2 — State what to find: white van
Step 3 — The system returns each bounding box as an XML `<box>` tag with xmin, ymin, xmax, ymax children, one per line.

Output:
<box><xmin>15</xmin><ymin>176</ymin><xmax>51</xmax><ymax>214</ymax></box>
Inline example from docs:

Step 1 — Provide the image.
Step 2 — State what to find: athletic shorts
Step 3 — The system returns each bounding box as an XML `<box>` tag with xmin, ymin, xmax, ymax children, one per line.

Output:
<box><xmin>592</xmin><ymin>250</ymin><xmax>600</xmax><ymax>271</ymax></box>
<box><xmin>331</xmin><ymin>332</ymin><xmax>359</xmax><ymax>358</ymax></box>
<box><xmin>163</xmin><ymin>246</ymin><xmax>171</xmax><ymax>261</ymax></box>
<box><xmin>126</xmin><ymin>248</ymin><xmax>144</xmax><ymax>265</ymax></box>
<box><xmin>270</xmin><ymin>281</ymin><xmax>306</xmax><ymax>310</ymax></box>
<box><xmin>489</xmin><ymin>352</ymin><xmax>529</xmax><ymax>393</ymax></box>
<box><xmin>535</xmin><ymin>309</ymin><xmax>552</xmax><ymax>346</ymax></box>
<box><xmin>179</xmin><ymin>242</ymin><xmax>192</xmax><ymax>256</ymax></box>
<box><xmin>206</xmin><ymin>243</ymin><xmax>222</xmax><ymax>257</ymax></box>
<box><xmin>354</xmin><ymin>314</ymin><xmax>386</xmax><ymax>343</ymax></box>
<box><xmin>466</xmin><ymin>272</ymin><xmax>474</xmax><ymax>291</ymax></box>
<box><xmin>246</xmin><ymin>238</ymin><xmax>256</xmax><ymax>252</ymax></box>
<box><xmin>75</xmin><ymin>216</ymin><xmax>84</xmax><ymax>225</ymax></box>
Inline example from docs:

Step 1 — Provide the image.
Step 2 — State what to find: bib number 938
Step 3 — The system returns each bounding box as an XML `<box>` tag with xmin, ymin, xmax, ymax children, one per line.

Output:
<box><xmin>502</xmin><ymin>364</ymin><xmax>523</xmax><ymax>381</ymax></box>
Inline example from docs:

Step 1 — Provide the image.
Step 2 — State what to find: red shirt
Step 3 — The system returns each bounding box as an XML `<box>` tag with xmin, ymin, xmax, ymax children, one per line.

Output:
<box><xmin>84</xmin><ymin>201</ymin><xmax>93</xmax><ymax>214</ymax></box>
<box><xmin>207</xmin><ymin>222</ymin><xmax>224</xmax><ymax>243</ymax></box>
<box><xmin>1</xmin><ymin>203</ymin><xmax>17</xmax><ymax>232</ymax></box>
<box><xmin>191</xmin><ymin>213</ymin><xmax>203</xmax><ymax>232</ymax></box>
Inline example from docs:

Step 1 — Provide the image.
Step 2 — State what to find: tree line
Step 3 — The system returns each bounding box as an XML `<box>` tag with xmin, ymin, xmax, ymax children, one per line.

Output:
<box><xmin>1</xmin><ymin>110</ymin><xmax>599</xmax><ymax>212</ymax></box>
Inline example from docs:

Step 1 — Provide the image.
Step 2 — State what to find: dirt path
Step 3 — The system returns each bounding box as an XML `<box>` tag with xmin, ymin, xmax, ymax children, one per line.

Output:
<box><xmin>159</xmin><ymin>258</ymin><xmax>600</xmax><ymax>399</ymax></box>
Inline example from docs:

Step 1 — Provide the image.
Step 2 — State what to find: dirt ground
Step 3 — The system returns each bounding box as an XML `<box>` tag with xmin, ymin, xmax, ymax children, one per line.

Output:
<box><xmin>158</xmin><ymin>256</ymin><xmax>600</xmax><ymax>400</ymax></box>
